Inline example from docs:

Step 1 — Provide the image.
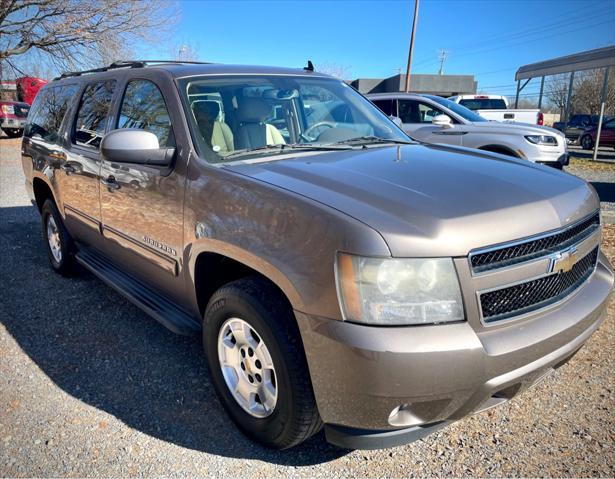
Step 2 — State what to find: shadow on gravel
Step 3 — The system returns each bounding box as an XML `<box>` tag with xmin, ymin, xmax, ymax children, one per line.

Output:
<box><xmin>0</xmin><ymin>205</ymin><xmax>348</xmax><ymax>466</ymax></box>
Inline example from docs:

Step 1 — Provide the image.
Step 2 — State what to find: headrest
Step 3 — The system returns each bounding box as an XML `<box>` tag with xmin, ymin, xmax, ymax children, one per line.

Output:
<box><xmin>192</xmin><ymin>100</ymin><xmax>221</xmax><ymax>121</ymax></box>
<box><xmin>237</xmin><ymin>97</ymin><xmax>271</xmax><ymax>123</ymax></box>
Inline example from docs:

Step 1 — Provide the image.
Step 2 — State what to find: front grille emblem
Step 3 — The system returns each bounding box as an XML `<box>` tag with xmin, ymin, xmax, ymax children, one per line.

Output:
<box><xmin>550</xmin><ymin>246</ymin><xmax>578</xmax><ymax>274</ymax></box>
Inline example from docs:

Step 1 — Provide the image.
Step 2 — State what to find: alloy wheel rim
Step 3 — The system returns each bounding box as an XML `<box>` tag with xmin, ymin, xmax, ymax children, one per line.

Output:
<box><xmin>217</xmin><ymin>317</ymin><xmax>278</xmax><ymax>418</ymax></box>
<box><xmin>46</xmin><ymin>215</ymin><xmax>62</xmax><ymax>263</ymax></box>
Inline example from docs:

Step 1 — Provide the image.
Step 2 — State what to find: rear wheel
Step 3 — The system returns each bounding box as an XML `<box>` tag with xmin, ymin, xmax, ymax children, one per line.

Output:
<box><xmin>41</xmin><ymin>199</ymin><xmax>76</xmax><ymax>275</ymax></box>
<box><xmin>203</xmin><ymin>276</ymin><xmax>322</xmax><ymax>449</ymax></box>
<box><xmin>581</xmin><ymin>135</ymin><xmax>594</xmax><ymax>150</ymax></box>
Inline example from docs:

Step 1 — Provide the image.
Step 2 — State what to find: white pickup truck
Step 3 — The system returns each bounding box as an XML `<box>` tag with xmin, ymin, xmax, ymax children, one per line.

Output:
<box><xmin>447</xmin><ymin>94</ymin><xmax>544</xmax><ymax>125</ymax></box>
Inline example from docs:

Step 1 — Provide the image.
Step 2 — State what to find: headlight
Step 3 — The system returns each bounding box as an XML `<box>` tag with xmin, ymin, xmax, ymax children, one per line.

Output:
<box><xmin>525</xmin><ymin>135</ymin><xmax>557</xmax><ymax>146</ymax></box>
<box><xmin>336</xmin><ymin>254</ymin><xmax>465</xmax><ymax>325</ymax></box>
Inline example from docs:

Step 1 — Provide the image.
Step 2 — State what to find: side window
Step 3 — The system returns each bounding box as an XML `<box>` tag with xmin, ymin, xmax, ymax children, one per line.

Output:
<box><xmin>118</xmin><ymin>80</ymin><xmax>174</xmax><ymax>147</ymax></box>
<box><xmin>603</xmin><ymin>119</ymin><xmax>615</xmax><ymax>130</ymax></box>
<box><xmin>73</xmin><ymin>80</ymin><xmax>116</xmax><ymax>149</ymax></box>
<box><xmin>398</xmin><ymin>100</ymin><xmax>443</xmax><ymax>124</ymax></box>
<box><xmin>372</xmin><ymin>99</ymin><xmax>394</xmax><ymax>116</ymax></box>
<box><xmin>25</xmin><ymin>85</ymin><xmax>79</xmax><ymax>144</ymax></box>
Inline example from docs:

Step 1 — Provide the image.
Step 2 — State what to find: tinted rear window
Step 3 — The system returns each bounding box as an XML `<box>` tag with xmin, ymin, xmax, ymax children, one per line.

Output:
<box><xmin>459</xmin><ymin>99</ymin><xmax>507</xmax><ymax>110</ymax></box>
<box><xmin>24</xmin><ymin>85</ymin><xmax>79</xmax><ymax>143</ymax></box>
<box><xmin>73</xmin><ymin>80</ymin><xmax>116</xmax><ymax>149</ymax></box>
<box><xmin>372</xmin><ymin>99</ymin><xmax>395</xmax><ymax>116</ymax></box>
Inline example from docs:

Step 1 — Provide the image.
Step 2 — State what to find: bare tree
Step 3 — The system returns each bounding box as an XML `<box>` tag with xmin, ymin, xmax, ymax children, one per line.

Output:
<box><xmin>0</xmin><ymin>0</ymin><xmax>178</xmax><ymax>76</ymax></box>
<box><xmin>317</xmin><ymin>62</ymin><xmax>352</xmax><ymax>80</ymax></box>
<box><xmin>546</xmin><ymin>74</ymin><xmax>576</xmax><ymax>117</ymax></box>
<box><xmin>574</xmin><ymin>69</ymin><xmax>615</xmax><ymax>115</ymax></box>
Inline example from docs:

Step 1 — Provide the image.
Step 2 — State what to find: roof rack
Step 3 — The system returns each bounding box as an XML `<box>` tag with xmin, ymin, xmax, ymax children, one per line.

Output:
<box><xmin>55</xmin><ymin>60</ymin><xmax>212</xmax><ymax>80</ymax></box>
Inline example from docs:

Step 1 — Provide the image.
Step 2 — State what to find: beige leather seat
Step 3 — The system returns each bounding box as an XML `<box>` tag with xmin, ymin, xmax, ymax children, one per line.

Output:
<box><xmin>235</xmin><ymin>97</ymin><xmax>285</xmax><ymax>150</ymax></box>
<box><xmin>192</xmin><ymin>100</ymin><xmax>234</xmax><ymax>154</ymax></box>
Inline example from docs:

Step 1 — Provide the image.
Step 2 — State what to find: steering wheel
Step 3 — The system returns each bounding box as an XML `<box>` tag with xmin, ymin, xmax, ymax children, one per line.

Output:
<box><xmin>303</xmin><ymin>121</ymin><xmax>337</xmax><ymax>141</ymax></box>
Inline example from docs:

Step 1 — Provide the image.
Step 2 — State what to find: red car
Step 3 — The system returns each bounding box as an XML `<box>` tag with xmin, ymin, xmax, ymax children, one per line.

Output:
<box><xmin>580</xmin><ymin>117</ymin><xmax>615</xmax><ymax>150</ymax></box>
<box><xmin>16</xmin><ymin>77</ymin><xmax>47</xmax><ymax>105</ymax></box>
<box><xmin>0</xmin><ymin>101</ymin><xmax>30</xmax><ymax>138</ymax></box>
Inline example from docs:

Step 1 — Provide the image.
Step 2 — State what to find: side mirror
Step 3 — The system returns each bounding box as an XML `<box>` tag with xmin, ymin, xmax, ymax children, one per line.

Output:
<box><xmin>101</xmin><ymin>129</ymin><xmax>175</xmax><ymax>166</ymax></box>
<box><xmin>432</xmin><ymin>114</ymin><xmax>453</xmax><ymax>128</ymax></box>
<box><xmin>389</xmin><ymin>116</ymin><xmax>403</xmax><ymax>128</ymax></box>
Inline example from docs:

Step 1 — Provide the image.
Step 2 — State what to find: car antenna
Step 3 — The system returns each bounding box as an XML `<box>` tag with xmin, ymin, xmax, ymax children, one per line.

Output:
<box><xmin>304</xmin><ymin>60</ymin><xmax>315</xmax><ymax>72</ymax></box>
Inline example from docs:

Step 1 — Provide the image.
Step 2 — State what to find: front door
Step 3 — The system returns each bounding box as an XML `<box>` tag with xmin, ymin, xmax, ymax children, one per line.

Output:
<box><xmin>99</xmin><ymin>78</ymin><xmax>186</xmax><ymax>298</ymax></box>
<box><xmin>398</xmin><ymin>99</ymin><xmax>464</xmax><ymax>146</ymax></box>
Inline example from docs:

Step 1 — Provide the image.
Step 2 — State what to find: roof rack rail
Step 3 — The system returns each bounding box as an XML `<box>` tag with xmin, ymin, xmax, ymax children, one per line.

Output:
<box><xmin>55</xmin><ymin>60</ymin><xmax>212</xmax><ymax>80</ymax></box>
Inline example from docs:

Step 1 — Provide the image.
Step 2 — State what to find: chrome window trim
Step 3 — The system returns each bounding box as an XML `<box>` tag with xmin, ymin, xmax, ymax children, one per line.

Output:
<box><xmin>468</xmin><ymin>210</ymin><xmax>600</xmax><ymax>276</ymax></box>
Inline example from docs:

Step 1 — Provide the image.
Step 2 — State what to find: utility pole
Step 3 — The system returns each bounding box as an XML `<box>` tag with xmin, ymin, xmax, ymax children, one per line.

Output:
<box><xmin>404</xmin><ymin>0</ymin><xmax>420</xmax><ymax>92</ymax></box>
<box><xmin>178</xmin><ymin>45</ymin><xmax>188</xmax><ymax>61</ymax></box>
<box><xmin>438</xmin><ymin>49</ymin><xmax>449</xmax><ymax>75</ymax></box>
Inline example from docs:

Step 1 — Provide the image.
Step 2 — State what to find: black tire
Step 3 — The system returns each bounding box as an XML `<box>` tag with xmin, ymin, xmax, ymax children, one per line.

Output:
<box><xmin>2</xmin><ymin>128</ymin><xmax>22</xmax><ymax>138</ymax></box>
<box><xmin>581</xmin><ymin>135</ymin><xmax>594</xmax><ymax>150</ymax></box>
<box><xmin>41</xmin><ymin>199</ymin><xmax>76</xmax><ymax>275</ymax></box>
<box><xmin>203</xmin><ymin>276</ymin><xmax>322</xmax><ymax>449</ymax></box>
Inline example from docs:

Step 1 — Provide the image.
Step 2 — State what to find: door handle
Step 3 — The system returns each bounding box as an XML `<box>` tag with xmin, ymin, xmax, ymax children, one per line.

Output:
<box><xmin>100</xmin><ymin>176</ymin><xmax>120</xmax><ymax>191</ymax></box>
<box><xmin>60</xmin><ymin>163</ymin><xmax>75</xmax><ymax>174</ymax></box>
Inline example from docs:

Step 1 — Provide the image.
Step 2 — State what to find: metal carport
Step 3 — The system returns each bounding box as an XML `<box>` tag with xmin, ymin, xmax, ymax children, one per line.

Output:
<box><xmin>514</xmin><ymin>46</ymin><xmax>615</xmax><ymax>161</ymax></box>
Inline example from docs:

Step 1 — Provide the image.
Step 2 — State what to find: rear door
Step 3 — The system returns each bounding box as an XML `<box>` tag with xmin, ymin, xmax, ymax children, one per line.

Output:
<box><xmin>60</xmin><ymin>80</ymin><xmax>117</xmax><ymax>245</ymax></box>
<box><xmin>398</xmin><ymin>98</ymin><xmax>464</xmax><ymax>145</ymax></box>
<box><xmin>99</xmin><ymin>76</ymin><xmax>187</xmax><ymax>298</ymax></box>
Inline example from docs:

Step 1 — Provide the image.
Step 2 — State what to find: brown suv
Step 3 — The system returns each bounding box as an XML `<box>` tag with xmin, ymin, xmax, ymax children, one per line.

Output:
<box><xmin>21</xmin><ymin>61</ymin><xmax>614</xmax><ymax>450</ymax></box>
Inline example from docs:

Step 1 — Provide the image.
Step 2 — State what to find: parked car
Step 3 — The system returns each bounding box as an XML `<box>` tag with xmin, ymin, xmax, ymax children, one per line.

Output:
<box><xmin>553</xmin><ymin>114</ymin><xmax>613</xmax><ymax>143</ymax></box>
<box><xmin>16</xmin><ymin>76</ymin><xmax>48</xmax><ymax>105</ymax></box>
<box><xmin>579</xmin><ymin>117</ymin><xmax>615</xmax><ymax>149</ymax></box>
<box><xmin>447</xmin><ymin>94</ymin><xmax>543</xmax><ymax>125</ymax></box>
<box><xmin>1</xmin><ymin>100</ymin><xmax>30</xmax><ymax>137</ymax></box>
<box><xmin>22</xmin><ymin>61</ymin><xmax>613</xmax><ymax>450</ymax></box>
<box><xmin>368</xmin><ymin>93</ymin><xmax>568</xmax><ymax>168</ymax></box>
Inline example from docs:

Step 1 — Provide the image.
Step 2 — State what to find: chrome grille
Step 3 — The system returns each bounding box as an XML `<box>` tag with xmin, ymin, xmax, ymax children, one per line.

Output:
<box><xmin>480</xmin><ymin>247</ymin><xmax>599</xmax><ymax>322</ymax></box>
<box><xmin>470</xmin><ymin>212</ymin><xmax>600</xmax><ymax>273</ymax></box>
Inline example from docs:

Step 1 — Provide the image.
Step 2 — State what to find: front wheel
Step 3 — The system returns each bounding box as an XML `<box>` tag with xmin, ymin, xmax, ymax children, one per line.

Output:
<box><xmin>581</xmin><ymin>135</ymin><xmax>594</xmax><ymax>150</ymax></box>
<box><xmin>203</xmin><ymin>277</ymin><xmax>322</xmax><ymax>449</ymax></box>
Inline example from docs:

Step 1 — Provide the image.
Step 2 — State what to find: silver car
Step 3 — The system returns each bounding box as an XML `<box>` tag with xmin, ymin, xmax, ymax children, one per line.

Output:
<box><xmin>368</xmin><ymin>93</ymin><xmax>569</xmax><ymax>169</ymax></box>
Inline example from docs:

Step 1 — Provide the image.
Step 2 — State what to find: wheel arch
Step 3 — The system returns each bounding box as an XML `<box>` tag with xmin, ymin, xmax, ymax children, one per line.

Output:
<box><xmin>32</xmin><ymin>175</ymin><xmax>60</xmax><ymax>212</ymax></box>
<box><xmin>188</xmin><ymin>242</ymin><xmax>304</xmax><ymax>318</ymax></box>
<box><xmin>477</xmin><ymin>144</ymin><xmax>521</xmax><ymax>158</ymax></box>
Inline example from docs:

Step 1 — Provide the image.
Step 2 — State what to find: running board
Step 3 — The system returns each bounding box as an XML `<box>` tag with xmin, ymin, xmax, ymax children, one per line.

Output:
<box><xmin>76</xmin><ymin>248</ymin><xmax>201</xmax><ymax>335</ymax></box>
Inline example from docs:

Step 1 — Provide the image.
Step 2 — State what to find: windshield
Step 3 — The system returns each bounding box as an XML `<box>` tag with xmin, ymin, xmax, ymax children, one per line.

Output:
<box><xmin>425</xmin><ymin>95</ymin><xmax>488</xmax><ymax>122</ymax></box>
<box><xmin>178</xmin><ymin>75</ymin><xmax>411</xmax><ymax>162</ymax></box>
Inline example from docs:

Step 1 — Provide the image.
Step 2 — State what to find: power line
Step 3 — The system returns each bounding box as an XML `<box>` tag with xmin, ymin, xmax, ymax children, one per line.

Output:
<box><xmin>445</xmin><ymin>5</ymin><xmax>613</xmax><ymax>53</ymax></box>
<box><xmin>413</xmin><ymin>13</ymin><xmax>614</xmax><ymax>69</ymax></box>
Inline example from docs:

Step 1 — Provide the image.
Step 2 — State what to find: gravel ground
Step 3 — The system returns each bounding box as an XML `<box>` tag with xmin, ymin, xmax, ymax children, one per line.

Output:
<box><xmin>1</xmin><ymin>137</ymin><xmax>614</xmax><ymax>477</ymax></box>
<box><xmin>565</xmin><ymin>159</ymin><xmax>615</xmax><ymax>223</ymax></box>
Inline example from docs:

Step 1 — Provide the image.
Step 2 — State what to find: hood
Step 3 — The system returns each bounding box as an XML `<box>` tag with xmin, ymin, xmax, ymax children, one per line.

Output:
<box><xmin>471</xmin><ymin>121</ymin><xmax>565</xmax><ymax>137</ymax></box>
<box><xmin>227</xmin><ymin>144</ymin><xmax>598</xmax><ymax>257</ymax></box>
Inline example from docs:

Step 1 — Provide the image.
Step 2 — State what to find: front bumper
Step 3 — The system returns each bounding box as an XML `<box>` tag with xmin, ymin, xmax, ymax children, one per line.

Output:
<box><xmin>297</xmin><ymin>253</ymin><xmax>613</xmax><ymax>449</ymax></box>
<box><xmin>0</xmin><ymin>117</ymin><xmax>26</xmax><ymax>130</ymax></box>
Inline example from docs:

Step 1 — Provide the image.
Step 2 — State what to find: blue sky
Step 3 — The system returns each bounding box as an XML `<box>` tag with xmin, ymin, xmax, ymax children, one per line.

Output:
<box><xmin>143</xmin><ymin>0</ymin><xmax>615</xmax><ymax>99</ymax></box>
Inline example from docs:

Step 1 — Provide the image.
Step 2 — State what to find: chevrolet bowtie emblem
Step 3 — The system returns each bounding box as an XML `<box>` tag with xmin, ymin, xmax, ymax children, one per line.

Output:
<box><xmin>551</xmin><ymin>247</ymin><xmax>578</xmax><ymax>274</ymax></box>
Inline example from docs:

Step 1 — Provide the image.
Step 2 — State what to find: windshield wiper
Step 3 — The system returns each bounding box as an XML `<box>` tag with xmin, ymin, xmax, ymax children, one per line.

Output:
<box><xmin>334</xmin><ymin>136</ymin><xmax>415</xmax><ymax>146</ymax></box>
<box><xmin>223</xmin><ymin>143</ymin><xmax>354</xmax><ymax>160</ymax></box>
